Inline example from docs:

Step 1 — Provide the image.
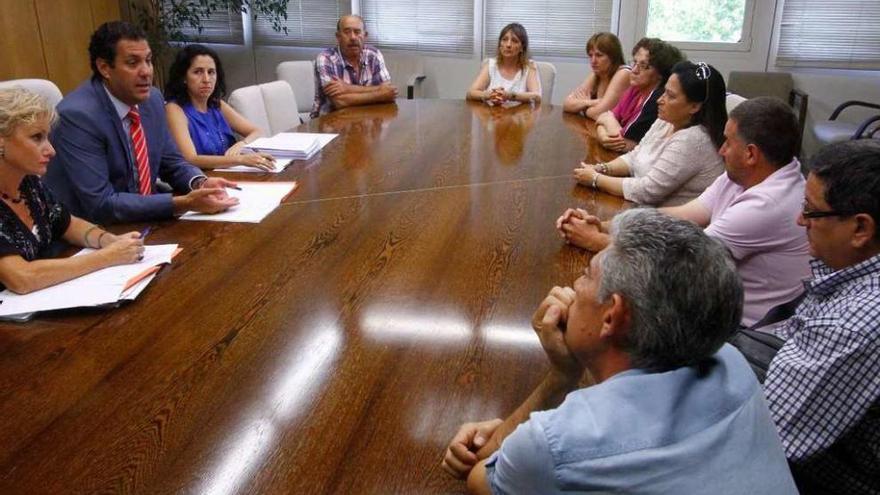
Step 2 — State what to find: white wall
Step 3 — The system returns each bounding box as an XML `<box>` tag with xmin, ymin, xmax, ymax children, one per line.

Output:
<box><xmin>210</xmin><ymin>0</ymin><xmax>880</xmax><ymax>157</ymax></box>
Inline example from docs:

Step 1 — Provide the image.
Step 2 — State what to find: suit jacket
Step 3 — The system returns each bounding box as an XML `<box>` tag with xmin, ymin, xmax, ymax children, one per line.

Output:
<box><xmin>46</xmin><ymin>78</ymin><xmax>201</xmax><ymax>224</ymax></box>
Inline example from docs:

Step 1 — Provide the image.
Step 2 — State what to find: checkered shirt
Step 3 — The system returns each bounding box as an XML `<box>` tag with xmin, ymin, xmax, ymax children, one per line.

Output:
<box><xmin>310</xmin><ymin>45</ymin><xmax>391</xmax><ymax>118</ymax></box>
<box><xmin>765</xmin><ymin>253</ymin><xmax>880</xmax><ymax>494</ymax></box>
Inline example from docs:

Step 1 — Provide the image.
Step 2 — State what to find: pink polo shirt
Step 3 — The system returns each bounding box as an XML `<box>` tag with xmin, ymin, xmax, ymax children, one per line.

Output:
<box><xmin>698</xmin><ymin>160</ymin><xmax>812</xmax><ymax>326</ymax></box>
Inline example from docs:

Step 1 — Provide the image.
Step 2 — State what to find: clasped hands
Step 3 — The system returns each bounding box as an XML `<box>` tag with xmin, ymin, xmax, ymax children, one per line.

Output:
<box><xmin>555</xmin><ymin>207</ymin><xmax>608</xmax><ymax>252</ymax></box>
<box><xmin>485</xmin><ymin>87</ymin><xmax>513</xmax><ymax>106</ymax></box>
<box><xmin>441</xmin><ymin>286</ymin><xmax>583</xmax><ymax>479</ymax></box>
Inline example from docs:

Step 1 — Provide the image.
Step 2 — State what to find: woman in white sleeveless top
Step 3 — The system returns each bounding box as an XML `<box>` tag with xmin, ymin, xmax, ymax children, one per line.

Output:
<box><xmin>466</xmin><ymin>23</ymin><xmax>541</xmax><ymax>106</ymax></box>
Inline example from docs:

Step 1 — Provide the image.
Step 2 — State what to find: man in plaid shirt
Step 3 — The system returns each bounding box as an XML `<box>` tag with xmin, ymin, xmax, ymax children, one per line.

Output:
<box><xmin>765</xmin><ymin>139</ymin><xmax>880</xmax><ymax>494</ymax></box>
<box><xmin>310</xmin><ymin>15</ymin><xmax>398</xmax><ymax>118</ymax></box>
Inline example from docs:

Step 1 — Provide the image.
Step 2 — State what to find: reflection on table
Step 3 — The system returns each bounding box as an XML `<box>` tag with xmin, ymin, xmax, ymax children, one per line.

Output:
<box><xmin>0</xmin><ymin>99</ymin><xmax>625</xmax><ymax>494</ymax></box>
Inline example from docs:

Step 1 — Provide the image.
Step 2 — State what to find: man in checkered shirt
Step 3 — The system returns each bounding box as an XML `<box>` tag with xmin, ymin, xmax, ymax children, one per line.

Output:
<box><xmin>764</xmin><ymin>139</ymin><xmax>880</xmax><ymax>494</ymax></box>
<box><xmin>310</xmin><ymin>15</ymin><xmax>398</xmax><ymax>118</ymax></box>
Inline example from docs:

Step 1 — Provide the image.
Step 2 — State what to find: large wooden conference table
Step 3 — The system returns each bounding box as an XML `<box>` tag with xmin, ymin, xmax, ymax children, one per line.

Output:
<box><xmin>0</xmin><ymin>99</ymin><xmax>624</xmax><ymax>494</ymax></box>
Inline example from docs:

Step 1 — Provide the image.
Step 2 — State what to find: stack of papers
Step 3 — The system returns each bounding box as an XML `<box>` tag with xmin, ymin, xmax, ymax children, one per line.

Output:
<box><xmin>243</xmin><ymin>133</ymin><xmax>337</xmax><ymax>162</ymax></box>
<box><xmin>214</xmin><ymin>157</ymin><xmax>294</xmax><ymax>174</ymax></box>
<box><xmin>180</xmin><ymin>182</ymin><xmax>298</xmax><ymax>223</ymax></box>
<box><xmin>0</xmin><ymin>244</ymin><xmax>180</xmax><ymax>320</ymax></box>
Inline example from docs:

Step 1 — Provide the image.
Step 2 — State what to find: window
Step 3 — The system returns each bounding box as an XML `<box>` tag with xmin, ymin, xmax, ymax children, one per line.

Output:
<box><xmin>483</xmin><ymin>0</ymin><xmax>614</xmax><ymax>59</ymax></box>
<box><xmin>167</xmin><ymin>3</ymin><xmax>245</xmax><ymax>45</ymax></box>
<box><xmin>253</xmin><ymin>0</ymin><xmax>350</xmax><ymax>47</ymax></box>
<box><xmin>360</xmin><ymin>0</ymin><xmax>474</xmax><ymax>54</ymax></box>
<box><xmin>640</xmin><ymin>0</ymin><xmax>754</xmax><ymax>51</ymax></box>
<box><xmin>775</xmin><ymin>0</ymin><xmax>880</xmax><ymax>70</ymax></box>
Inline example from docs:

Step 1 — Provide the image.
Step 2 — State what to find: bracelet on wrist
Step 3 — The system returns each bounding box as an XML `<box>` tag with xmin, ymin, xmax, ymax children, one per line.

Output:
<box><xmin>97</xmin><ymin>231</ymin><xmax>109</xmax><ymax>248</ymax></box>
<box><xmin>83</xmin><ymin>225</ymin><xmax>99</xmax><ymax>249</ymax></box>
<box><xmin>590</xmin><ymin>173</ymin><xmax>600</xmax><ymax>190</ymax></box>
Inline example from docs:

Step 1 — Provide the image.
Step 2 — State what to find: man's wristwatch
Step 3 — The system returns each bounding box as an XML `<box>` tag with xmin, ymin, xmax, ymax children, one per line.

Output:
<box><xmin>191</xmin><ymin>176</ymin><xmax>208</xmax><ymax>190</ymax></box>
<box><xmin>510</xmin><ymin>91</ymin><xmax>517</xmax><ymax>101</ymax></box>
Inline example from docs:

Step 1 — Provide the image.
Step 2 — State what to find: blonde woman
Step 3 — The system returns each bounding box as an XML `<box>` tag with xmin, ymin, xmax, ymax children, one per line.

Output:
<box><xmin>0</xmin><ymin>88</ymin><xmax>142</xmax><ymax>294</ymax></box>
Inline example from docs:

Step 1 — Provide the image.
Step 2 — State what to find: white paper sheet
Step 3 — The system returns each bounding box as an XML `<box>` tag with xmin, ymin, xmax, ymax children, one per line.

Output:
<box><xmin>244</xmin><ymin>133</ymin><xmax>337</xmax><ymax>160</ymax></box>
<box><xmin>302</xmin><ymin>133</ymin><xmax>338</xmax><ymax>148</ymax></box>
<box><xmin>179</xmin><ymin>182</ymin><xmax>297</xmax><ymax>223</ymax></box>
<box><xmin>213</xmin><ymin>157</ymin><xmax>294</xmax><ymax>174</ymax></box>
<box><xmin>0</xmin><ymin>244</ymin><xmax>178</xmax><ymax>316</ymax></box>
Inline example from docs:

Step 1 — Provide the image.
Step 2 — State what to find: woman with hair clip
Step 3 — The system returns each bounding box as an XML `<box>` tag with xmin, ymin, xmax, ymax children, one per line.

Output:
<box><xmin>563</xmin><ymin>32</ymin><xmax>631</xmax><ymax>119</ymax></box>
<box><xmin>594</xmin><ymin>38</ymin><xmax>684</xmax><ymax>153</ymax></box>
<box><xmin>165</xmin><ymin>44</ymin><xmax>276</xmax><ymax>171</ymax></box>
<box><xmin>466</xmin><ymin>23</ymin><xmax>542</xmax><ymax>106</ymax></box>
<box><xmin>0</xmin><ymin>88</ymin><xmax>143</xmax><ymax>294</ymax></box>
<box><xmin>571</xmin><ymin>61</ymin><xmax>727</xmax><ymax>207</ymax></box>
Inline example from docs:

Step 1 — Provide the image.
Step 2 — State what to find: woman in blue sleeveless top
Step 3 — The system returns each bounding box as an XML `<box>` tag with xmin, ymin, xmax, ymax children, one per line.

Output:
<box><xmin>164</xmin><ymin>45</ymin><xmax>275</xmax><ymax>171</ymax></box>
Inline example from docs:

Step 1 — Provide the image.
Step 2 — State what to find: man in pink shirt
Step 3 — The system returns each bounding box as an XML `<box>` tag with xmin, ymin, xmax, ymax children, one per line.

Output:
<box><xmin>558</xmin><ymin>97</ymin><xmax>811</xmax><ymax>326</ymax></box>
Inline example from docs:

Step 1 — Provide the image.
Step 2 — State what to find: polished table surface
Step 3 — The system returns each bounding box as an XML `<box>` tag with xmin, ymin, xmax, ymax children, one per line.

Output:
<box><xmin>0</xmin><ymin>99</ymin><xmax>624</xmax><ymax>494</ymax></box>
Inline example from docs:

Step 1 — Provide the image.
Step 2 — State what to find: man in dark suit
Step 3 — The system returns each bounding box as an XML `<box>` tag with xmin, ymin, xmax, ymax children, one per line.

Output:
<box><xmin>46</xmin><ymin>21</ymin><xmax>238</xmax><ymax>224</ymax></box>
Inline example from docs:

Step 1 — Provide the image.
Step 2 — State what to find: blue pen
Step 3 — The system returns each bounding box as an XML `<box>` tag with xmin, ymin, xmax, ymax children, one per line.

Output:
<box><xmin>140</xmin><ymin>226</ymin><xmax>152</xmax><ymax>239</ymax></box>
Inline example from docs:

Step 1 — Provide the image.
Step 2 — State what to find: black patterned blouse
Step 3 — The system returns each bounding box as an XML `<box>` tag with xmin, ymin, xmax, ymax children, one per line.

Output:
<box><xmin>0</xmin><ymin>175</ymin><xmax>72</xmax><ymax>263</ymax></box>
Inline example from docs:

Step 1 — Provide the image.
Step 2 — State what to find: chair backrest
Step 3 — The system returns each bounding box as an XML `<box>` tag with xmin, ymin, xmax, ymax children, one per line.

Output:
<box><xmin>726</xmin><ymin>93</ymin><xmax>747</xmax><ymax>115</ymax></box>
<box><xmin>727</xmin><ymin>71</ymin><xmax>793</xmax><ymax>102</ymax></box>
<box><xmin>383</xmin><ymin>52</ymin><xmax>426</xmax><ymax>99</ymax></box>
<box><xmin>727</xmin><ymin>70</ymin><xmax>808</xmax><ymax>157</ymax></box>
<box><xmin>0</xmin><ymin>78</ymin><xmax>63</xmax><ymax>108</ymax></box>
<box><xmin>260</xmin><ymin>81</ymin><xmax>300</xmax><ymax>134</ymax></box>
<box><xmin>533</xmin><ymin>61</ymin><xmax>556</xmax><ymax>103</ymax></box>
<box><xmin>276</xmin><ymin>61</ymin><xmax>316</xmax><ymax>121</ymax></box>
<box><xmin>228</xmin><ymin>81</ymin><xmax>299</xmax><ymax>135</ymax></box>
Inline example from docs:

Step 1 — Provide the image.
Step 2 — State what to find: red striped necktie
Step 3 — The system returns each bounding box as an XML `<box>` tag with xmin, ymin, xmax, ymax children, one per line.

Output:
<box><xmin>127</xmin><ymin>107</ymin><xmax>152</xmax><ymax>195</ymax></box>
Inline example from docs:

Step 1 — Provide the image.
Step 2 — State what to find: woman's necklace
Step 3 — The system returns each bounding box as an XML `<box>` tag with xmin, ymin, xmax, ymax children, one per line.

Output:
<box><xmin>0</xmin><ymin>189</ymin><xmax>22</xmax><ymax>204</ymax></box>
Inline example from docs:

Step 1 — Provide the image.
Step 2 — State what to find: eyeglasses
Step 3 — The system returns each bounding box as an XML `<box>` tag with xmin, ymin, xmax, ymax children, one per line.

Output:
<box><xmin>630</xmin><ymin>60</ymin><xmax>651</xmax><ymax>72</ymax></box>
<box><xmin>801</xmin><ymin>201</ymin><xmax>854</xmax><ymax>219</ymax></box>
<box><xmin>695</xmin><ymin>62</ymin><xmax>711</xmax><ymax>103</ymax></box>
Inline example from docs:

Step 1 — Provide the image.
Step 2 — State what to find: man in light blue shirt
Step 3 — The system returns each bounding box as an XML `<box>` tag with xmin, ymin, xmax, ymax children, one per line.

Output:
<box><xmin>442</xmin><ymin>208</ymin><xmax>797</xmax><ymax>494</ymax></box>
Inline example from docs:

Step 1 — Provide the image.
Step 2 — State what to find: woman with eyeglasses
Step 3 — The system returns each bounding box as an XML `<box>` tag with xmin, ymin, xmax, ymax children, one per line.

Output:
<box><xmin>467</xmin><ymin>23</ymin><xmax>542</xmax><ymax>106</ymax></box>
<box><xmin>563</xmin><ymin>32</ymin><xmax>630</xmax><ymax>119</ymax></box>
<box><xmin>572</xmin><ymin>61</ymin><xmax>727</xmax><ymax>207</ymax></box>
<box><xmin>0</xmin><ymin>88</ymin><xmax>143</xmax><ymax>294</ymax></box>
<box><xmin>594</xmin><ymin>38</ymin><xmax>684</xmax><ymax>153</ymax></box>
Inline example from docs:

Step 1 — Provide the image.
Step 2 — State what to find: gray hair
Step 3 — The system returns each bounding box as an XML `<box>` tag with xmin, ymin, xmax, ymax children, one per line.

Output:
<box><xmin>0</xmin><ymin>87</ymin><xmax>56</xmax><ymax>137</ymax></box>
<box><xmin>598</xmin><ymin>208</ymin><xmax>743</xmax><ymax>370</ymax></box>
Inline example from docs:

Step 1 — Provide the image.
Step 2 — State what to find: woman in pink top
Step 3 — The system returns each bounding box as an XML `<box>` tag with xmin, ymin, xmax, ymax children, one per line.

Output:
<box><xmin>595</xmin><ymin>38</ymin><xmax>684</xmax><ymax>153</ymax></box>
<box><xmin>563</xmin><ymin>32</ymin><xmax>630</xmax><ymax>119</ymax></box>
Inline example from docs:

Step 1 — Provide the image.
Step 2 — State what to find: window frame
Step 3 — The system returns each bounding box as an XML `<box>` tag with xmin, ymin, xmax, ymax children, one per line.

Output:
<box><xmin>633</xmin><ymin>0</ymin><xmax>756</xmax><ymax>53</ymax></box>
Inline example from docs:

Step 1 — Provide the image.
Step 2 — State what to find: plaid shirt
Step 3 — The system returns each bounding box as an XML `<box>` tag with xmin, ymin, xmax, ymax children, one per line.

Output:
<box><xmin>765</xmin><ymin>254</ymin><xmax>880</xmax><ymax>494</ymax></box>
<box><xmin>311</xmin><ymin>45</ymin><xmax>391</xmax><ymax>118</ymax></box>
